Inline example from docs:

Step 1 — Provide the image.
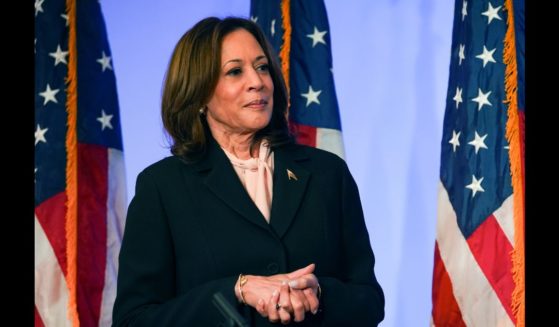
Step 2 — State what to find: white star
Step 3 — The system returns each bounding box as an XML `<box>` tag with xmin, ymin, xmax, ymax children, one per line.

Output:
<box><xmin>49</xmin><ymin>45</ymin><xmax>69</xmax><ymax>66</ymax></box>
<box><xmin>453</xmin><ymin>87</ymin><xmax>463</xmax><ymax>109</ymax></box>
<box><xmin>475</xmin><ymin>46</ymin><xmax>497</xmax><ymax>67</ymax></box>
<box><xmin>461</xmin><ymin>0</ymin><xmax>468</xmax><ymax>21</ymax></box>
<box><xmin>468</xmin><ymin>131</ymin><xmax>488</xmax><ymax>154</ymax></box>
<box><xmin>306</xmin><ymin>27</ymin><xmax>327</xmax><ymax>47</ymax></box>
<box><xmin>35</xmin><ymin>168</ymin><xmax>38</xmax><ymax>183</ymax></box>
<box><xmin>482</xmin><ymin>3</ymin><xmax>502</xmax><ymax>24</ymax></box>
<box><xmin>35</xmin><ymin>124</ymin><xmax>48</xmax><ymax>146</ymax></box>
<box><xmin>35</xmin><ymin>0</ymin><xmax>45</xmax><ymax>17</ymax></box>
<box><xmin>250</xmin><ymin>16</ymin><xmax>258</xmax><ymax>23</ymax></box>
<box><xmin>301</xmin><ymin>85</ymin><xmax>322</xmax><ymax>107</ymax></box>
<box><xmin>61</xmin><ymin>14</ymin><xmax>69</xmax><ymax>27</ymax></box>
<box><xmin>471</xmin><ymin>88</ymin><xmax>492</xmax><ymax>111</ymax></box>
<box><xmin>449</xmin><ymin>130</ymin><xmax>461</xmax><ymax>152</ymax></box>
<box><xmin>39</xmin><ymin>84</ymin><xmax>60</xmax><ymax>105</ymax></box>
<box><xmin>458</xmin><ymin>44</ymin><xmax>465</xmax><ymax>65</ymax></box>
<box><xmin>97</xmin><ymin>109</ymin><xmax>114</xmax><ymax>130</ymax></box>
<box><xmin>466</xmin><ymin>175</ymin><xmax>485</xmax><ymax>198</ymax></box>
<box><xmin>96</xmin><ymin>51</ymin><xmax>113</xmax><ymax>72</ymax></box>
<box><xmin>271</xmin><ymin>19</ymin><xmax>276</xmax><ymax>36</ymax></box>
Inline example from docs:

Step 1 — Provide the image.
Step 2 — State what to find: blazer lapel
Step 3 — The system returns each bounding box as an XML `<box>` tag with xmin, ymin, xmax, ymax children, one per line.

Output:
<box><xmin>193</xmin><ymin>140</ymin><xmax>271</xmax><ymax>231</ymax></box>
<box><xmin>269</xmin><ymin>146</ymin><xmax>310</xmax><ymax>238</ymax></box>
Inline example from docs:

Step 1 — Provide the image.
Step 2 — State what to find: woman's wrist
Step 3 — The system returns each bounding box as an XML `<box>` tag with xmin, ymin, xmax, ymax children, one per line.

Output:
<box><xmin>236</xmin><ymin>274</ymin><xmax>248</xmax><ymax>304</ymax></box>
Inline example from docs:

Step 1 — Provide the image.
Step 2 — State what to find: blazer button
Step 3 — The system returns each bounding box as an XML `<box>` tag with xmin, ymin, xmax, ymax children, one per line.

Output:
<box><xmin>267</xmin><ymin>262</ymin><xmax>279</xmax><ymax>274</ymax></box>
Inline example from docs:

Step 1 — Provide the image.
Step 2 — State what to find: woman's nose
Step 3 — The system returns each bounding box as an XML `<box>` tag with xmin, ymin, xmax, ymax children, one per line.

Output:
<box><xmin>247</xmin><ymin>68</ymin><xmax>264</xmax><ymax>91</ymax></box>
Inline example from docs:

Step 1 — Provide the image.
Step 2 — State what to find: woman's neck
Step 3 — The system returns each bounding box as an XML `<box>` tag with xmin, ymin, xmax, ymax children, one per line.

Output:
<box><xmin>209</xmin><ymin>124</ymin><xmax>259</xmax><ymax>160</ymax></box>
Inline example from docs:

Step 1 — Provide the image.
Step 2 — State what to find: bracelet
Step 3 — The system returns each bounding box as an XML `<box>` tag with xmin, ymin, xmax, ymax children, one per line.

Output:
<box><xmin>317</xmin><ymin>283</ymin><xmax>322</xmax><ymax>300</ymax></box>
<box><xmin>237</xmin><ymin>274</ymin><xmax>248</xmax><ymax>304</ymax></box>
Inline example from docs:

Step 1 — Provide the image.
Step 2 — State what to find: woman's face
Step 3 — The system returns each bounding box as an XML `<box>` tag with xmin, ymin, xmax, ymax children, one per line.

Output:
<box><xmin>206</xmin><ymin>29</ymin><xmax>274</xmax><ymax>135</ymax></box>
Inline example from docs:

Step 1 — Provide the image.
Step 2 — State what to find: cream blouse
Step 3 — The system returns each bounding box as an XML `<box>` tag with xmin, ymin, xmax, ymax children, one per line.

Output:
<box><xmin>222</xmin><ymin>142</ymin><xmax>274</xmax><ymax>222</ymax></box>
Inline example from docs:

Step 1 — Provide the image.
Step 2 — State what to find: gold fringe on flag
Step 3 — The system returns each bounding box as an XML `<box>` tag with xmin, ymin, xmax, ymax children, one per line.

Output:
<box><xmin>280</xmin><ymin>0</ymin><xmax>291</xmax><ymax>117</ymax></box>
<box><xmin>64</xmin><ymin>0</ymin><xmax>80</xmax><ymax>325</ymax></box>
<box><xmin>503</xmin><ymin>0</ymin><xmax>525</xmax><ymax>326</ymax></box>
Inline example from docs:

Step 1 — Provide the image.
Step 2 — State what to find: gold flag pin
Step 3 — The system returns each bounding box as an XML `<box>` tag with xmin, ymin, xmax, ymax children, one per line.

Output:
<box><xmin>287</xmin><ymin>169</ymin><xmax>298</xmax><ymax>181</ymax></box>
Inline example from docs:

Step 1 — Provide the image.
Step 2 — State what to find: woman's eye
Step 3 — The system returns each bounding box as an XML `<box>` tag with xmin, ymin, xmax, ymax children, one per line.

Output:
<box><xmin>257</xmin><ymin>64</ymin><xmax>269</xmax><ymax>72</ymax></box>
<box><xmin>226</xmin><ymin>68</ymin><xmax>242</xmax><ymax>76</ymax></box>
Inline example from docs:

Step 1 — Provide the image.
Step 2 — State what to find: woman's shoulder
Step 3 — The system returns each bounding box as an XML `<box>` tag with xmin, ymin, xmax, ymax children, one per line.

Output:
<box><xmin>278</xmin><ymin>143</ymin><xmax>348</xmax><ymax>173</ymax></box>
<box><xmin>282</xmin><ymin>143</ymin><xmax>346</xmax><ymax>164</ymax></box>
<box><xmin>139</xmin><ymin>155</ymin><xmax>190</xmax><ymax>178</ymax></box>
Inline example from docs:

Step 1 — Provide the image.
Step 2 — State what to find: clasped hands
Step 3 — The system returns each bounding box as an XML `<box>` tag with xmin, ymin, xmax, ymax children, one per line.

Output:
<box><xmin>235</xmin><ymin>263</ymin><xmax>320</xmax><ymax>324</ymax></box>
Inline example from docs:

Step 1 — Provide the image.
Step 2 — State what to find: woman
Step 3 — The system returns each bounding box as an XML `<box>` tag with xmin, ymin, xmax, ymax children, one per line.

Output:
<box><xmin>112</xmin><ymin>17</ymin><xmax>384</xmax><ymax>326</ymax></box>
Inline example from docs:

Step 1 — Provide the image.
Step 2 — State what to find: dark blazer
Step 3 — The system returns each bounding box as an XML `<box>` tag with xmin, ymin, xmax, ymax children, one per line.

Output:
<box><xmin>112</xmin><ymin>139</ymin><xmax>384</xmax><ymax>327</ymax></box>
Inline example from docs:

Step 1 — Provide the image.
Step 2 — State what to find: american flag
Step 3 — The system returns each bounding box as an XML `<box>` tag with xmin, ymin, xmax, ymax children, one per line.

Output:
<box><xmin>431</xmin><ymin>0</ymin><xmax>524</xmax><ymax>326</ymax></box>
<box><xmin>34</xmin><ymin>0</ymin><xmax>126</xmax><ymax>326</ymax></box>
<box><xmin>250</xmin><ymin>0</ymin><xmax>344</xmax><ymax>159</ymax></box>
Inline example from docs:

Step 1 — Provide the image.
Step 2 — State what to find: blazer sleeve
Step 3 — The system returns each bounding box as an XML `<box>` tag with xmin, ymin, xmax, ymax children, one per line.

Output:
<box><xmin>317</xmin><ymin>161</ymin><xmax>385</xmax><ymax>326</ymax></box>
<box><xmin>112</xmin><ymin>170</ymin><xmax>241</xmax><ymax>327</ymax></box>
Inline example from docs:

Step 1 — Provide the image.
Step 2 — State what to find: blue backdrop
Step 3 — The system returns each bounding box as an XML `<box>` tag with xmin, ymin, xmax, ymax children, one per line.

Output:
<box><xmin>103</xmin><ymin>1</ymin><xmax>454</xmax><ymax>325</ymax></box>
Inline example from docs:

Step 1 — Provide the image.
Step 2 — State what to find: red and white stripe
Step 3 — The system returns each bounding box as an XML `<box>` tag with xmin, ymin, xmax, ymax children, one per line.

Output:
<box><xmin>34</xmin><ymin>148</ymin><xmax>126</xmax><ymax>327</ymax></box>
<box><xmin>99</xmin><ymin>149</ymin><xmax>127</xmax><ymax>326</ymax></box>
<box><xmin>290</xmin><ymin>122</ymin><xmax>345</xmax><ymax>159</ymax></box>
<box><xmin>35</xmin><ymin>213</ymin><xmax>72</xmax><ymax>327</ymax></box>
<box><xmin>432</xmin><ymin>182</ymin><xmax>515</xmax><ymax>327</ymax></box>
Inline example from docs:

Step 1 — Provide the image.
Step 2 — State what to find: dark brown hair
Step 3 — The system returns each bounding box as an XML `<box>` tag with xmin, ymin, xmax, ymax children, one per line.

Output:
<box><xmin>161</xmin><ymin>16</ymin><xmax>292</xmax><ymax>161</ymax></box>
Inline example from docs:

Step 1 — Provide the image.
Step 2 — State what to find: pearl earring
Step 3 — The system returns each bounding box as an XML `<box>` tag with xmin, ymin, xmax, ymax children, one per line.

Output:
<box><xmin>199</xmin><ymin>106</ymin><xmax>206</xmax><ymax>115</ymax></box>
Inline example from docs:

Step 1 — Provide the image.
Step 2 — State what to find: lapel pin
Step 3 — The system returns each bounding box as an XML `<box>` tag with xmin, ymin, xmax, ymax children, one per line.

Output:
<box><xmin>287</xmin><ymin>169</ymin><xmax>298</xmax><ymax>181</ymax></box>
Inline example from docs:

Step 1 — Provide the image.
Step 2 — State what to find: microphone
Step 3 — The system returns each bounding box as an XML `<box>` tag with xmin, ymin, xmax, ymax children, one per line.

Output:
<box><xmin>212</xmin><ymin>292</ymin><xmax>250</xmax><ymax>327</ymax></box>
